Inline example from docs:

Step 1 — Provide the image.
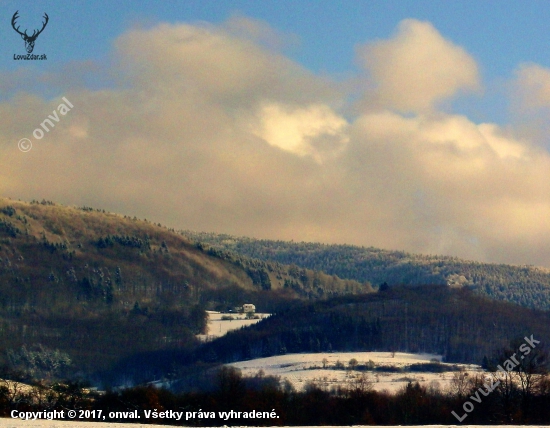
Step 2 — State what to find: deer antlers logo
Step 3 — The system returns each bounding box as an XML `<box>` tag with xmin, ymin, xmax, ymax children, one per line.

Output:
<box><xmin>11</xmin><ymin>11</ymin><xmax>49</xmax><ymax>54</ymax></box>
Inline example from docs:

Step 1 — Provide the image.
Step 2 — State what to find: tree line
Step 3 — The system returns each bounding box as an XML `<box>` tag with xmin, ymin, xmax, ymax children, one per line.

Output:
<box><xmin>183</xmin><ymin>231</ymin><xmax>550</xmax><ymax>310</ymax></box>
<box><xmin>194</xmin><ymin>285</ymin><xmax>550</xmax><ymax>366</ymax></box>
<box><xmin>2</xmin><ymin>351</ymin><xmax>550</xmax><ymax>426</ymax></box>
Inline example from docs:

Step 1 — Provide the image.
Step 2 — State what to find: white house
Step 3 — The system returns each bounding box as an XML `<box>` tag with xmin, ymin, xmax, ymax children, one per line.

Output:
<box><xmin>242</xmin><ymin>303</ymin><xmax>256</xmax><ymax>313</ymax></box>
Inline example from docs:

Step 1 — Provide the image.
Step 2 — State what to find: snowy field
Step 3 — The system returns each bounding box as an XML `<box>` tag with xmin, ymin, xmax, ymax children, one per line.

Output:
<box><xmin>0</xmin><ymin>422</ymin><xmax>167</xmax><ymax>428</ymax></box>
<box><xmin>196</xmin><ymin>314</ymin><xmax>482</xmax><ymax>394</ymax></box>
<box><xmin>229</xmin><ymin>351</ymin><xmax>482</xmax><ymax>393</ymax></box>
<box><xmin>196</xmin><ymin>311</ymin><xmax>270</xmax><ymax>341</ymax></box>
<box><xmin>1</xmin><ymin>421</ymin><xmax>547</xmax><ymax>428</ymax></box>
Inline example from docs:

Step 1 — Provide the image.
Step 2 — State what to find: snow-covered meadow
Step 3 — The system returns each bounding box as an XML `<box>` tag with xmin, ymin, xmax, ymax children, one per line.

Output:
<box><xmin>196</xmin><ymin>311</ymin><xmax>270</xmax><ymax>341</ymax></box>
<box><xmin>229</xmin><ymin>351</ymin><xmax>482</xmax><ymax>393</ymax></box>
<box><xmin>1</xmin><ymin>420</ymin><xmax>547</xmax><ymax>428</ymax></box>
<box><xmin>0</xmin><ymin>422</ymin><xmax>166</xmax><ymax>428</ymax></box>
<box><xmin>194</xmin><ymin>312</ymin><xmax>483</xmax><ymax>394</ymax></box>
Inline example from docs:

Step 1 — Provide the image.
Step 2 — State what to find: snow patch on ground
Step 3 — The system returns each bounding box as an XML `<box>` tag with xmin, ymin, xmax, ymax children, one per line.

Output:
<box><xmin>0</xmin><ymin>420</ymin><xmax>542</xmax><ymax>428</ymax></box>
<box><xmin>0</xmin><ymin>421</ymin><xmax>167</xmax><ymax>428</ymax></box>
<box><xmin>229</xmin><ymin>351</ymin><xmax>482</xmax><ymax>393</ymax></box>
<box><xmin>196</xmin><ymin>311</ymin><xmax>270</xmax><ymax>341</ymax></box>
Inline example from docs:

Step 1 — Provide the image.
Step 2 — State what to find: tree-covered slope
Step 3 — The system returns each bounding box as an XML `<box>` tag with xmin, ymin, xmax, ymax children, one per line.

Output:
<box><xmin>194</xmin><ymin>285</ymin><xmax>550</xmax><ymax>366</ymax></box>
<box><xmin>182</xmin><ymin>232</ymin><xmax>550</xmax><ymax>310</ymax></box>
<box><xmin>0</xmin><ymin>198</ymin><xmax>369</xmax><ymax>378</ymax></box>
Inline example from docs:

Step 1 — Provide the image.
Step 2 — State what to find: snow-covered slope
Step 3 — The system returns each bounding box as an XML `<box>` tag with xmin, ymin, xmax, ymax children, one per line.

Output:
<box><xmin>229</xmin><ymin>351</ymin><xmax>482</xmax><ymax>393</ymax></box>
<box><xmin>0</xmin><ymin>420</ymin><xmax>543</xmax><ymax>428</ymax></box>
<box><xmin>196</xmin><ymin>311</ymin><xmax>270</xmax><ymax>341</ymax></box>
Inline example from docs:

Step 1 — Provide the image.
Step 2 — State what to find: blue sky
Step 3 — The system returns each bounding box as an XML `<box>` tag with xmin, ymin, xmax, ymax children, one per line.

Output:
<box><xmin>2</xmin><ymin>0</ymin><xmax>550</xmax><ymax>123</ymax></box>
<box><xmin>2</xmin><ymin>1</ymin><xmax>550</xmax><ymax>266</ymax></box>
<box><xmin>3</xmin><ymin>1</ymin><xmax>550</xmax><ymax>72</ymax></box>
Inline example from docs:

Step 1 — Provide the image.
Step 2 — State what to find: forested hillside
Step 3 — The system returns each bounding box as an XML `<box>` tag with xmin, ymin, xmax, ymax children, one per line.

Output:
<box><xmin>2</xmin><ymin>196</ymin><xmax>547</xmax><ymax>387</ymax></box>
<box><xmin>182</xmin><ymin>232</ymin><xmax>550</xmax><ymax>310</ymax></box>
<box><xmin>3</xmin><ymin>285</ymin><xmax>550</xmax><ymax>425</ymax></box>
<box><xmin>0</xmin><ymin>198</ymin><xmax>369</xmax><ymax>380</ymax></box>
<box><xmin>194</xmin><ymin>285</ymin><xmax>550</xmax><ymax>367</ymax></box>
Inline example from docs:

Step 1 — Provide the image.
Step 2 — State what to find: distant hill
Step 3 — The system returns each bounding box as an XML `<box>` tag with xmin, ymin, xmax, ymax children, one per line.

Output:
<box><xmin>0</xmin><ymin>198</ymin><xmax>369</xmax><ymax>379</ymax></box>
<box><xmin>181</xmin><ymin>232</ymin><xmax>550</xmax><ymax>310</ymax></box>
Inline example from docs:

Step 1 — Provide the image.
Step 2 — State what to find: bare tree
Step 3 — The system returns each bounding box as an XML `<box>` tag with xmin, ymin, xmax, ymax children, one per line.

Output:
<box><xmin>507</xmin><ymin>340</ymin><xmax>548</xmax><ymax>421</ymax></box>
<box><xmin>448</xmin><ymin>372</ymin><xmax>472</xmax><ymax>400</ymax></box>
<box><xmin>349</xmin><ymin>372</ymin><xmax>374</xmax><ymax>394</ymax></box>
<box><xmin>348</xmin><ymin>358</ymin><xmax>359</xmax><ymax>371</ymax></box>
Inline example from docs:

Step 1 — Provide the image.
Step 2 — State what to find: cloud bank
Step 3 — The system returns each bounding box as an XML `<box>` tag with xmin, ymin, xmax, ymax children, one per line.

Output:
<box><xmin>1</xmin><ymin>17</ymin><xmax>550</xmax><ymax>267</ymax></box>
<box><xmin>358</xmin><ymin>19</ymin><xmax>480</xmax><ymax>112</ymax></box>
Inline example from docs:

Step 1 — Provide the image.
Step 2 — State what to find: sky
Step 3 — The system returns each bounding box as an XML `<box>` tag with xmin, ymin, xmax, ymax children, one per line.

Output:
<box><xmin>2</xmin><ymin>1</ymin><xmax>550</xmax><ymax>267</ymax></box>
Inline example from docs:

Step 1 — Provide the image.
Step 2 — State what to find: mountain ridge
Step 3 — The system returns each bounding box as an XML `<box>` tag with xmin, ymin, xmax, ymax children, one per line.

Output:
<box><xmin>0</xmin><ymin>197</ymin><xmax>369</xmax><ymax>380</ymax></box>
<box><xmin>181</xmin><ymin>231</ymin><xmax>550</xmax><ymax>310</ymax></box>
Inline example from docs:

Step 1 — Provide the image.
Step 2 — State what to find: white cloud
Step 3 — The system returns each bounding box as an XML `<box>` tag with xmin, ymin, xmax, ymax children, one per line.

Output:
<box><xmin>249</xmin><ymin>102</ymin><xmax>349</xmax><ymax>162</ymax></box>
<box><xmin>357</xmin><ymin>19</ymin><xmax>480</xmax><ymax>113</ymax></box>
<box><xmin>510</xmin><ymin>63</ymin><xmax>550</xmax><ymax>148</ymax></box>
<box><xmin>2</xmin><ymin>17</ymin><xmax>550</xmax><ymax>267</ymax></box>
<box><xmin>514</xmin><ymin>63</ymin><xmax>550</xmax><ymax>110</ymax></box>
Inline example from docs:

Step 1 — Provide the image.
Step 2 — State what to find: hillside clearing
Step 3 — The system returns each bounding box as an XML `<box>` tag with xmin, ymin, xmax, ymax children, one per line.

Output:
<box><xmin>196</xmin><ymin>311</ymin><xmax>270</xmax><ymax>340</ymax></box>
<box><xmin>228</xmin><ymin>351</ymin><xmax>482</xmax><ymax>393</ymax></box>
